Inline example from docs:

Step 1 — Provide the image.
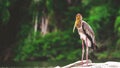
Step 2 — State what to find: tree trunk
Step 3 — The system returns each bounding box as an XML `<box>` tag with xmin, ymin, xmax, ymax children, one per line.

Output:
<box><xmin>34</xmin><ymin>14</ymin><xmax>38</xmax><ymax>36</ymax></box>
<box><xmin>41</xmin><ymin>15</ymin><xmax>49</xmax><ymax>36</ymax></box>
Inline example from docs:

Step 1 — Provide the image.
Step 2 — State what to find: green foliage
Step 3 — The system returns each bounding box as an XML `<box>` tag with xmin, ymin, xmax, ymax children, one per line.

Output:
<box><xmin>111</xmin><ymin>51</ymin><xmax>120</xmax><ymax>59</ymax></box>
<box><xmin>14</xmin><ymin>30</ymin><xmax>82</xmax><ymax>61</ymax></box>
<box><xmin>96</xmin><ymin>51</ymin><xmax>108</xmax><ymax>60</ymax></box>
<box><xmin>1</xmin><ymin>9</ymin><xmax>10</xmax><ymax>23</ymax></box>
<box><xmin>115</xmin><ymin>16</ymin><xmax>120</xmax><ymax>35</ymax></box>
<box><xmin>114</xmin><ymin>9</ymin><xmax>120</xmax><ymax>49</ymax></box>
<box><xmin>0</xmin><ymin>0</ymin><xmax>10</xmax><ymax>24</ymax></box>
<box><xmin>14</xmin><ymin>31</ymin><xmax>35</xmax><ymax>61</ymax></box>
<box><xmin>1</xmin><ymin>0</ymin><xmax>120</xmax><ymax>62</ymax></box>
<box><xmin>88</xmin><ymin>5</ymin><xmax>110</xmax><ymax>34</ymax></box>
<box><xmin>46</xmin><ymin>0</ymin><xmax>53</xmax><ymax>12</ymax></box>
<box><xmin>97</xmin><ymin>50</ymin><xmax>120</xmax><ymax>60</ymax></box>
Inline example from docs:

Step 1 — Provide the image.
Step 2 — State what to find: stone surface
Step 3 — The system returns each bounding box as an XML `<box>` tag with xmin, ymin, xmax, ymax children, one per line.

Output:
<box><xmin>54</xmin><ymin>60</ymin><xmax>120</xmax><ymax>68</ymax></box>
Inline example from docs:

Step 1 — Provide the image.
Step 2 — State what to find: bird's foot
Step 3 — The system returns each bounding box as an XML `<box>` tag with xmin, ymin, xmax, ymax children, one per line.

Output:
<box><xmin>81</xmin><ymin>60</ymin><xmax>92</xmax><ymax>67</ymax></box>
<box><xmin>85</xmin><ymin>60</ymin><xmax>92</xmax><ymax>66</ymax></box>
<box><xmin>82</xmin><ymin>61</ymin><xmax>84</xmax><ymax>64</ymax></box>
<box><xmin>86</xmin><ymin>62</ymin><xmax>89</xmax><ymax>66</ymax></box>
<box><xmin>86</xmin><ymin>60</ymin><xmax>89</xmax><ymax>65</ymax></box>
<box><xmin>80</xmin><ymin>60</ymin><xmax>87</xmax><ymax>66</ymax></box>
<box><xmin>80</xmin><ymin>60</ymin><xmax>84</xmax><ymax>65</ymax></box>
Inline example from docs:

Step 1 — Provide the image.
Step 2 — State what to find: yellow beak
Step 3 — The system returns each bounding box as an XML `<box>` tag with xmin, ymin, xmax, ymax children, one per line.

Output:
<box><xmin>73</xmin><ymin>21</ymin><xmax>77</xmax><ymax>33</ymax></box>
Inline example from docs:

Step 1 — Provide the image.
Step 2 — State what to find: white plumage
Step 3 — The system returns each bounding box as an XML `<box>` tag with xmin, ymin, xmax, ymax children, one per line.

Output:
<box><xmin>77</xmin><ymin>20</ymin><xmax>95</xmax><ymax>47</ymax></box>
<box><xmin>73</xmin><ymin>13</ymin><xmax>97</xmax><ymax>66</ymax></box>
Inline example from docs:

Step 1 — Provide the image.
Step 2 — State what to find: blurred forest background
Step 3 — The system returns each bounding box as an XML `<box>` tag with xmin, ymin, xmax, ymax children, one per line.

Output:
<box><xmin>0</xmin><ymin>0</ymin><xmax>120</xmax><ymax>63</ymax></box>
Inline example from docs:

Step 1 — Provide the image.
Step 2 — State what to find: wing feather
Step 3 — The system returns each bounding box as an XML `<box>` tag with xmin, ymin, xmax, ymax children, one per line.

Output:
<box><xmin>82</xmin><ymin>20</ymin><xmax>97</xmax><ymax>50</ymax></box>
<box><xmin>82</xmin><ymin>21</ymin><xmax>94</xmax><ymax>36</ymax></box>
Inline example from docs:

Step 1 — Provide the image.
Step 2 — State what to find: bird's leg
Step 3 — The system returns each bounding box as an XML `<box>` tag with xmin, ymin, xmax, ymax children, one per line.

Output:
<box><xmin>86</xmin><ymin>38</ymin><xmax>89</xmax><ymax>66</ymax></box>
<box><xmin>86</xmin><ymin>45</ymin><xmax>89</xmax><ymax>65</ymax></box>
<box><xmin>81</xmin><ymin>39</ymin><xmax>85</xmax><ymax>64</ymax></box>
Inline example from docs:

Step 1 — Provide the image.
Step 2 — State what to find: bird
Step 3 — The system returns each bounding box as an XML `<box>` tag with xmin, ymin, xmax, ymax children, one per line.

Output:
<box><xmin>73</xmin><ymin>13</ymin><xmax>97</xmax><ymax>65</ymax></box>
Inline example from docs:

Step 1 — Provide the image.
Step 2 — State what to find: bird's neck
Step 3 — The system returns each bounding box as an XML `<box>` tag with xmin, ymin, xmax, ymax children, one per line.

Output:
<box><xmin>76</xmin><ymin>20</ymin><xmax>82</xmax><ymax>28</ymax></box>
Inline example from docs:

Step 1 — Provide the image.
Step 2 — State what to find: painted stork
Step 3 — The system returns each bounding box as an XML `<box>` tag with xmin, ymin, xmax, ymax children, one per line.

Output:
<box><xmin>73</xmin><ymin>13</ymin><xmax>97</xmax><ymax>65</ymax></box>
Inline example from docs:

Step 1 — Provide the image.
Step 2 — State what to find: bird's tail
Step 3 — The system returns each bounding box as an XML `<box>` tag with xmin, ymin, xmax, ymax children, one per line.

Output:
<box><xmin>91</xmin><ymin>41</ymin><xmax>98</xmax><ymax>50</ymax></box>
<box><xmin>93</xmin><ymin>38</ymin><xmax>98</xmax><ymax>50</ymax></box>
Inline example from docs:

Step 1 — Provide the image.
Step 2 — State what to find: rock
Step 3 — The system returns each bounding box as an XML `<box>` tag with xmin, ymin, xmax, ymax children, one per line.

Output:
<box><xmin>54</xmin><ymin>66</ymin><xmax>61</xmax><ymax>68</ymax></box>
<box><xmin>54</xmin><ymin>60</ymin><xmax>120</xmax><ymax>68</ymax></box>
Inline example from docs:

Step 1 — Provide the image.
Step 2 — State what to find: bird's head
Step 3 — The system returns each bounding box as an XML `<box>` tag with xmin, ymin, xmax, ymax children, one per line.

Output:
<box><xmin>76</xmin><ymin>13</ymin><xmax>82</xmax><ymax>21</ymax></box>
<box><xmin>73</xmin><ymin>13</ymin><xmax>82</xmax><ymax>32</ymax></box>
